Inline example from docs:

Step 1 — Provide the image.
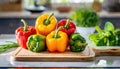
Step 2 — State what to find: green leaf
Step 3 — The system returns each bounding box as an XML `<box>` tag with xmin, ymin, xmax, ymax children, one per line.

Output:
<box><xmin>104</xmin><ymin>22</ymin><xmax>114</xmax><ymax>32</ymax></box>
<box><xmin>96</xmin><ymin>38</ymin><xmax>106</xmax><ymax>46</ymax></box>
<box><xmin>95</xmin><ymin>26</ymin><xmax>103</xmax><ymax>33</ymax></box>
<box><xmin>89</xmin><ymin>34</ymin><xmax>98</xmax><ymax>41</ymax></box>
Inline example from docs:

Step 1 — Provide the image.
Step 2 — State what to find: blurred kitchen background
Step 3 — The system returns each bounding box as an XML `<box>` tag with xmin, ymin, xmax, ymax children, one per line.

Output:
<box><xmin>0</xmin><ymin>0</ymin><xmax>120</xmax><ymax>34</ymax></box>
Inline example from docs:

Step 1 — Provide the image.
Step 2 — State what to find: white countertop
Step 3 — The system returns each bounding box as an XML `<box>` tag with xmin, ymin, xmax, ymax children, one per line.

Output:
<box><xmin>0</xmin><ymin>34</ymin><xmax>120</xmax><ymax>67</ymax></box>
<box><xmin>1</xmin><ymin>10</ymin><xmax>120</xmax><ymax>18</ymax></box>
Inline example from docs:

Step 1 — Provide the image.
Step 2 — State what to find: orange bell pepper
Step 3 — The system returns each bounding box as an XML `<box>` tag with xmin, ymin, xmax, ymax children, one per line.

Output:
<box><xmin>35</xmin><ymin>13</ymin><xmax>57</xmax><ymax>36</ymax></box>
<box><xmin>46</xmin><ymin>26</ymin><xmax>68</xmax><ymax>52</ymax></box>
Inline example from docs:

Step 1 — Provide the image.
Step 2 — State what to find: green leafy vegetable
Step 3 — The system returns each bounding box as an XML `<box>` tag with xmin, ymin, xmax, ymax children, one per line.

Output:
<box><xmin>69</xmin><ymin>8</ymin><xmax>100</xmax><ymax>27</ymax></box>
<box><xmin>89</xmin><ymin>22</ymin><xmax>120</xmax><ymax>46</ymax></box>
<box><xmin>0</xmin><ymin>41</ymin><xmax>19</xmax><ymax>53</ymax></box>
<box><xmin>114</xmin><ymin>28</ymin><xmax>120</xmax><ymax>46</ymax></box>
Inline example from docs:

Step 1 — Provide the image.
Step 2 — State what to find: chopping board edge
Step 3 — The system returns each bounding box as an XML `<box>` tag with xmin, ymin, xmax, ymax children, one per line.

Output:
<box><xmin>93</xmin><ymin>48</ymin><xmax>120</xmax><ymax>56</ymax></box>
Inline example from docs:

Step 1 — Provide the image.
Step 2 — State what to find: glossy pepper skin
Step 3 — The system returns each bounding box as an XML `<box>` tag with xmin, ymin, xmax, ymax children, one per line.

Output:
<box><xmin>57</xmin><ymin>19</ymin><xmax>76</xmax><ymax>36</ymax></box>
<box><xmin>15</xmin><ymin>19</ymin><xmax>36</xmax><ymax>49</ymax></box>
<box><xmin>27</xmin><ymin>34</ymin><xmax>46</xmax><ymax>52</ymax></box>
<box><xmin>46</xmin><ymin>27</ymin><xmax>68</xmax><ymax>52</ymax></box>
<box><xmin>35</xmin><ymin>13</ymin><xmax>57</xmax><ymax>36</ymax></box>
<box><xmin>70</xmin><ymin>33</ymin><xmax>87</xmax><ymax>52</ymax></box>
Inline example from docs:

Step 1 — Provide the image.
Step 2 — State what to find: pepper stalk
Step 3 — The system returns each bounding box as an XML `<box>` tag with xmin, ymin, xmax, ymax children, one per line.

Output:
<box><xmin>54</xmin><ymin>26</ymin><xmax>63</xmax><ymax>38</ymax></box>
<box><xmin>21</xmin><ymin>19</ymin><xmax>28</xmax><ymax>32</ymax></box>
<box><xmin>44</xmin><ymin>13</ymin><xmax>54</xmax><ymax>25</ymax></box>
<box><xmin>64</xmin><ymin>19</ymin><xmax>70</xmax><ymax>29</ymax></box>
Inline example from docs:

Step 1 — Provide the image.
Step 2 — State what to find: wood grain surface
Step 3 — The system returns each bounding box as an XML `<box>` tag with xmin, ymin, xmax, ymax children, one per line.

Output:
<box><xmin>12</xmin><ymin>46</ymin><xmax>95</xmax><ymax>62</ymax></box>
<box><xmin>93</xmin><ymin>48</ymin><xmax>120</xmax><ymax>56</ymax></box>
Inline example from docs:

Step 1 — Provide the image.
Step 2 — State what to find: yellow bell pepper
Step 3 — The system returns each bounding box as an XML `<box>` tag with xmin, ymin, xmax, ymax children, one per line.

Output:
<box><xmin>35</xmin><ymin>13</ymin><xmax>57</xmax><ymax>36</ymax></box>
<box><xmin>46</xmin><ymin>27</ymin><xmax>68</xmax><ymax>52</ymax></box>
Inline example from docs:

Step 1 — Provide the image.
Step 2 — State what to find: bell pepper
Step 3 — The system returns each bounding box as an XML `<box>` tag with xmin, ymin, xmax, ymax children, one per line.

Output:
<box><xmin>27</xmin><ymin>34</ymin><xmax>46</xmax><ymax>52</ymax></box>
<box><xmin>46</xmin><ymin>26</ymin><xmax>68</xmax><ymax>52</ymax></box>
<box><xmin>35</xmin><ymin>13</ymin><xmax>57</xmax><ymax>36</ymax></box>
<box><xmin>15</xmin><ymin>19</ymin><xmax>36</xmax><ymax>49</ymax></box>
<box><xmin>70</xmin><ymin>33</ymin><xmax>87</xmax><ymax>52</ymax></box>
<box><xmin>57</xmin><ymin>19</ymin><xmax>76</xmax><ymax>36</ymax></box>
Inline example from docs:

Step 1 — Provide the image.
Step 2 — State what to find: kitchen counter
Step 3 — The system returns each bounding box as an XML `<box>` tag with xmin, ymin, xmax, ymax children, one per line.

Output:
<box><xmin>1</xmin><ymin>10</ymin><xmax>120</xmax><ymax>18</ymax></box>
<box><xmin>0</xmin><ymin>34</ymin><xmax>120</xmax><ymax>67</ymax></box>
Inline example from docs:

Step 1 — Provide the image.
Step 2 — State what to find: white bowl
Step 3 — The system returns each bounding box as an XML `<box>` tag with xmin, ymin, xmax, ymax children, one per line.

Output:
<box><xmin>76</xmin><ymin>27</ymin><xmax>95</xmax><ymax>39</ymax></box>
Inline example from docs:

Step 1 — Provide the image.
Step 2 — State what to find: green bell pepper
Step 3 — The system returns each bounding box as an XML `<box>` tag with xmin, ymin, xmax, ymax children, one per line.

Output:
<box><xmin>70</xmin><ymin>33</ymin><xmax>87</xmax><ymax>52</ymax></box>
<box><xmin>27</xmin><ymin>34</ymin><xmax>46</xmax><ymax>52</ymax></box>
<box><xmin>71</xmin><ymin>33</ymin><xmax>86</xmax><ymax>43</ymax></box>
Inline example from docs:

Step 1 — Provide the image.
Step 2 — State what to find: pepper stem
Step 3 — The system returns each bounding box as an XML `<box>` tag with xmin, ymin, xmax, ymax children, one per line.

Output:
<box><xmin>64</xmin><ymin>19</ymin><xmax>70</xmax><ymax>29</ymax></box>
<box><xmin>54</xmin><ymin>26</ymin><xmax>63</xmax><ymax>38</ymax></box>
<box><xmin>44</xmin><ymin>13</ymin><xmax>54</xmax><ymax>25</ymax></box>
<box><xmin>21</xmin><ymin>19</ymin><xmax>28</xmax><ymax>32</ymax></box>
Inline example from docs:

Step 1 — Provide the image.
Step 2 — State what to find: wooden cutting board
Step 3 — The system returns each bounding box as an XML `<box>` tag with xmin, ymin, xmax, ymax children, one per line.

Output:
<box><xmin>88</xmin><ymin>40</ymin><xmax>120</xmax><ymax>56</ymax></box>
<box><xmin>12</xmin><ymin>46</ymin><xmax>95</xmax><ymax>62</ymax></box>
<box><xmin>93</xmin><ymin>48</ymin><xmax>120</xmax><ymax>56</ymax></box>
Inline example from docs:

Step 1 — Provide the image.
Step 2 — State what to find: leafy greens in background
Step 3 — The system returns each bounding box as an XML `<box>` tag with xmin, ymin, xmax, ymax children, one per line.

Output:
<box><xmin>69</xmin><ymin>8</ymin><xmax>100</xmax><ymax>27</ymax></box>
<box><xmin>89</xmin><ymin>22</ymin><xmax>120</xmax><ymax>46</ymax></box>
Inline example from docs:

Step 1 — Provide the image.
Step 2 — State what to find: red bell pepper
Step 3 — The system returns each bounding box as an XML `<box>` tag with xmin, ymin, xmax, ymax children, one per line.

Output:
<box><xmin>15</xmin><ymin>19</ymin><xmax>36</xmax><ymax>49</ymax></box>
<box><xmin>57</xmin><ymin>19</ymin><xmax>76</xmax><ymax>36</ymax></box>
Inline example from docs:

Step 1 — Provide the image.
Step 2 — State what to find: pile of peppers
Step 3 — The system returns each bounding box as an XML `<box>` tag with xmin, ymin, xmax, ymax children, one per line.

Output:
<box><xmin>15</xmin><ymin>13</ymin><xmax>87</xmax><ymax>53</ymax></box>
